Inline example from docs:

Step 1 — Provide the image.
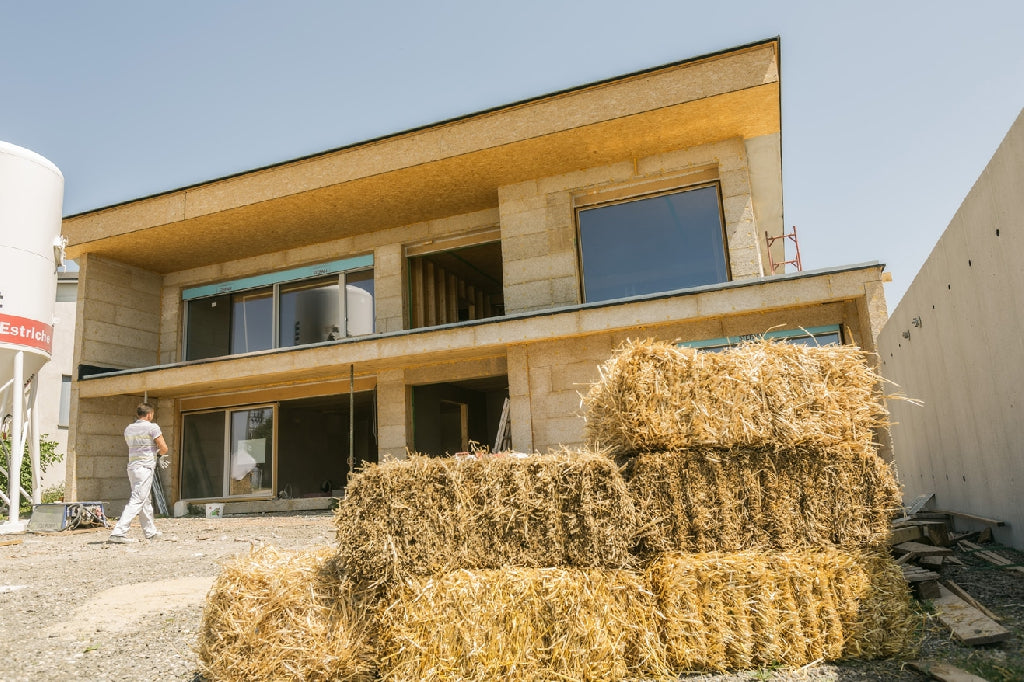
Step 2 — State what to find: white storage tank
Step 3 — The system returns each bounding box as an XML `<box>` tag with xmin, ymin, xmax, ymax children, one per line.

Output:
<box><xmin>0</xmin><ymin>141</ymin><xmax>65</xmax><ymax>389</ymax></box>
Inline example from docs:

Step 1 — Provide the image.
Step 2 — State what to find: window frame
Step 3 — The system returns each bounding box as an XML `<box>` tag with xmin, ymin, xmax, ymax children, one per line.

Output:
<box><xmin>679</xmin><ymin>325</ymin><xmax>846</xmax><ymax>352</ymax></box>
<box><xmin>178</xmin><ymin>402</ymin><xmax>278</xmax><ymax>502</ymax></box>
<box><xmin>182</xmin><ymin>256</ymin><xmax>374</xmax><ymax>361</ymax></box>
<box><xmin>58</xmin><ymin>375</ymin><xmax>72</xmax><ymax>429</ymax></box>
<box><xmin>574</xmin><ymin>181</ymin><xmax>731</xmax><ymax>304</ymax></box>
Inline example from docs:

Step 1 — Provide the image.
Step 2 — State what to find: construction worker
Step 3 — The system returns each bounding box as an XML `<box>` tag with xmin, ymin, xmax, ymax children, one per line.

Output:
<box><xmin>107</xmin><ymin>402</ymin><xmax>167</xmax><ymax>543</ymax></box>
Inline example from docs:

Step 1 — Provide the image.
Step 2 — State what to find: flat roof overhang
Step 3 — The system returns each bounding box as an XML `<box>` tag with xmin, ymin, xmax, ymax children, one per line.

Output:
<box><xmin>63</xmin><ymin>41</ymin><xmax>780</xmax><ymax>274</ymax></box>
<box><xmin>76</xmin><ymin>262</ymin><xmax>883</xmax><ymax>401</ymax></box>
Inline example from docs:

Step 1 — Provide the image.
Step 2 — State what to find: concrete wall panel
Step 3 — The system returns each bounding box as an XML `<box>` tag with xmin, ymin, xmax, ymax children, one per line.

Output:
<box><xmin>880</xmin><ymin>110</ymin><xmax>1024</xmax><ymax>549</ymax></box>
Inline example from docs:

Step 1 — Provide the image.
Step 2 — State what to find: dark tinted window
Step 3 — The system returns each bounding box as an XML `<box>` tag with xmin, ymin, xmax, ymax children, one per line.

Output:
<box><xmin>181</xmin><ymin>411</ymin><xmax>226</xmax><ymax>499</ymax></box>
<box><xmin>578</xmin><ymin>184</ymin><xmax>728</xmax><ymax>302</ymax></box>
<box><xmin>186</xmin><ymin>294</ymin><xmax>231</xmax><ymax>360</ymax></box>
<box><xmin>279</xmin><ymin>277</ymin><xmax>340</xmax><ymax>348</ymax></box>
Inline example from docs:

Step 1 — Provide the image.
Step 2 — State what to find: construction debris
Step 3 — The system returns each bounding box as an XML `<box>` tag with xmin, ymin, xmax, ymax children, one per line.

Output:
<box><xmin>908</xmin><ymin>660</ymin><xmax>991</xmax><ymax>682</ymax></box>
<box><xmin>942</xmin><ymin>580</ymin><xmax>1001</xmax><ymax>623</ymax></box>
<box><xmin>930</xmin><ymin>584</ymin><xmax>1011</xmax><ymax>646</ymax></box>
<box><xmin>959</xmin><ymin>540</ymin><xmax>1024</xmax><ymax>576</ymax></box>
<box><xmin>894</xmin><ymin>541</ymin><xmax>954</xmax><ymax>560</ymax></box>
<box><xmin>582</xmin><ymin>338</ymin><xmax>891</xmax><ymax>455</ymax></box>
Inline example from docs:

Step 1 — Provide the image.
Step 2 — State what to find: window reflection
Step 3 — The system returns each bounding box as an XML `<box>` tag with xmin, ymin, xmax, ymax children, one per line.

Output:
<box><xmin>578</xmin><ymin>184</ymin><xmax>728</xmax><ymax>303</ymax></box>
<box><xmin>231</xmin><ymin>287</ymin><xmax>273</xmax><ymax>354</ymax></box>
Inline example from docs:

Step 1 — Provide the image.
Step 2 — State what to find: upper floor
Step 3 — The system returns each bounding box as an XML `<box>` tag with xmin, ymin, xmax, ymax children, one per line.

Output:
<box><xmin>62</xmin><ymin>39</ymin><xmax>785</xmax><ymax>379</ymax></box>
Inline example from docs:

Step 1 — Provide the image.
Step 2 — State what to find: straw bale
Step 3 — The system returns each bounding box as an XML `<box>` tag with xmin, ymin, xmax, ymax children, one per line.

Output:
<box><xmin>646</xmin><ymin>549</ymin><xmax>919</xmax><ymax>673</ymax></box>
<box><xmin>196</xmin><ymin>545</ymin><xmax>375</xmax><ymax>682</ymax></box>
<box><xmin>377</xmin><ymin>566</ymin><xmax>670</xmax><ymax>682</ymax></box>
<box><xmin>332</xmin><ymin>449</ymin><xmax>637</xmax><ymax>590</ymax></box>
<box><xmin>627</xmin><ymin>444</ymin><xmax>901</xmax><ymax>555</ymax></box>
<box><xmin>582</xmin><ymin>338</ymin><xmax>890</xmax><ymax>455</ymax></box>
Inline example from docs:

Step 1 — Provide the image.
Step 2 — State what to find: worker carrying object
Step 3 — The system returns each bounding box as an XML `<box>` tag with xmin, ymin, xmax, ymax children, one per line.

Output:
<box><xmin>107</xmin><ymin>402</ymin><xmax>168</xmax><ymax>543</ymax></box>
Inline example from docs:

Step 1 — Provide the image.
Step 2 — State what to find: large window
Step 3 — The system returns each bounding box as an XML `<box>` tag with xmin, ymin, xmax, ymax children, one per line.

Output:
<box><xmin>577</xmin><ymin>184</ymin><xmax>729</xmax><ymax>303</ymax></box>
<box><xmin>183</xmin><ymin>256</ymin><xmax>374</xmax><ymax>361</ymax></box>
<box><xmin>180</xmin><ymin>405</ymin><xmax>275</xmax><ymax>500</ymax></box>
<box><xmin>679</xmin><ymin>325</ymin><xmax>845</xmax><ymax>352</ymax></box>
<box><xmin>180</xmin><ymin>393</ymin><xmax>378</xmax><ymax>501</ymax></box>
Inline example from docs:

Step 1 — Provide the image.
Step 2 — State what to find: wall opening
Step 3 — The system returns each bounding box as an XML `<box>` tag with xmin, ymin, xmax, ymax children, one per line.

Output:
<box><xmin>407</xmin><ymin>241</ymin><xmax>504</xmax><ymax>329</ymax></box>
<box><xmin>277</xmin><ymin>392</ymin><xmax>377</xmax><ymax>498</ymax></box>
<box><xmin>412</xmin><ymin>375</ymin><xmax>508</xmax><ymax>455</ymax></box>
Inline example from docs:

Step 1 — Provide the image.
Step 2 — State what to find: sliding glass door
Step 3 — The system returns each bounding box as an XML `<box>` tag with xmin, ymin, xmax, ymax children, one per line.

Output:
<box><xmin>181</xmin><ymin>405</ymin><xmax>275</xmax><ymax>500</ymax></box>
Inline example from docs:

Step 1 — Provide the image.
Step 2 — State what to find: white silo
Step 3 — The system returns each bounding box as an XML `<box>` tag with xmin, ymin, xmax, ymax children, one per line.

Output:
<box><xmin>0</xmin><ymin>140</ymin><xmax>65</xmax><ymax>529</ymax></box>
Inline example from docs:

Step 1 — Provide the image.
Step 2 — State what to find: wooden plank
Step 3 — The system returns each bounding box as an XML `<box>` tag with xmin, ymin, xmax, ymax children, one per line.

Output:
<box><xmin>919</xmin><ymin>555</ymin><xmax>945</xmax><ymax>567</ymax></box>
<box><xmin>901</xmin><ymin>565</ymin><xmax>941</xmax><ymax>582</ymax></box>
<box><xmin>410</xmin><ymin>258</ymin><xmax>424</xmax><ymax>328</ymax></box>
<box><xmin>932</xmin><ymin>585</ymin><xmax>1011</xmax><ymax>645</ymax></box>
<box><xmin>908</xmin><ymin>520</ymin><xmax>952</xmax><ymax>546</ymax></box>
<box><xmin>904</xmin><ymin>492</ymin><xmax>935</xmax><ymax>515</ymax></box>
<box><xmin>0</xmin><ymin>538</ymin><xmax>23</xmax><ymax>547</ymax></box>
<box><xmin>895</xmin><ymin>541</ymin><xmax>953</xmax><ymax>557</ymax></box>
<box><xmin>891</xmin><ymin>524</ymin><xmax>924</xmax><ymax>545</ymax></box>
<box><xmin>447</xmin><ymin>273</ymin><xmax>458</xmax><ymax>323</ymax></box>
<box><xmin>424</xmin><ymin>261</ymin><xmax>436</xmax><ymax>327</ymax></box>
<box><xmin>960</xmin><ymin>540</ymin><xmax>1024</xmax><ymax>575</ymax></box>
<box><xmin>942</xmin><ymin>580</ymin><xmax>1000</xmax><ymax>623</ymax></box>
<box><xmin>916</xmin><ymin>580</ymin><xmax>942</xmax><ymax>600</ymax></box>
<box><xmin>908</xmin><ymin>660</ymin><xmax>990</xmax><ymax>682</ymax></box>
<box><xmin>933</xmin><ymin>510</ymin><xmax>1005</xmax><ymax>526</ymax></box>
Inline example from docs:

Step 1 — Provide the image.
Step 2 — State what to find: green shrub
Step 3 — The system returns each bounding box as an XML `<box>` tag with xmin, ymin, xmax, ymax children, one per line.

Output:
<box><xmin>0</xmin><ymin>434</ymin><xmax>63</xmax><ymax>513</ymax></box>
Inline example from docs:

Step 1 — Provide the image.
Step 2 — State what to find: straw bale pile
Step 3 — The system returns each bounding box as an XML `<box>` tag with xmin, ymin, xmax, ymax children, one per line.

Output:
<box><xmin>647</xmin><ymin>548</ymin><xmax>917</xmax><ymax>672</ymax></box>
<box><xmin>582</xmin><ymin>338</ymin><xmax>889</xmax><ymax>455</ymax></box>
<box><xmin>196</xmin><ymin>545</ymin><xmax>375</xmax><ymax>682</ymax></box>
<box><xmin>628</xmin><ymin>443</ymin><xmax>901</xmax><ymax>555</ymax></box>
<box><xmin>377</xmin><ymin>566</ymin><xmax>670</xmax><ymax>682</ymax></box>
<box><xmin>332</xmin><ymin>449</ymin><xmax>637</xmax><ymax>589</ymax></box>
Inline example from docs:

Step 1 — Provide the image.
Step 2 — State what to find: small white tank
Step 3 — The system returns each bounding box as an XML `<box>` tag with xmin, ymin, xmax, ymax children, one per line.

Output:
<box><xmin>0</xmin><ymin>141</ymin><xmax>65</xmax><ymax>388</ymax></box>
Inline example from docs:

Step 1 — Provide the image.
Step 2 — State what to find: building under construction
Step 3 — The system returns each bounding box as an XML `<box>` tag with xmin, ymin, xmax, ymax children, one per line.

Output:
<box><xmin>61</xmin><ymin>38</ymin><xmax>890</xmax><ymax>515</ymax></box>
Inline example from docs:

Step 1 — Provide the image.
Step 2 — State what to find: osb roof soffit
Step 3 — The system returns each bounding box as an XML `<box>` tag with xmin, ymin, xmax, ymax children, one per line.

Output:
<box><xmin>65</xmin><ymin>42</ymin><xmax>780</xmax><ymax>273</ymax></box>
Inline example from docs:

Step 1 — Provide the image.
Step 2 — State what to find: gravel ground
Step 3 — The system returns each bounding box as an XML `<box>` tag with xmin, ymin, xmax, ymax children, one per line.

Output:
<box><xmin>1</xmin><ymin>513</ymin><xmax>1021</xmax><ymax>682</ymax></box>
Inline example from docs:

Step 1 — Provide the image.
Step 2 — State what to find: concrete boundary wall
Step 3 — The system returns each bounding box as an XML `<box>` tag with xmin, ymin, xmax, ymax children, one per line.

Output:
<box><xmin>879</xmin><ymin>109</ymin><xmax>1024</xmax><ymax>550</ymax></box>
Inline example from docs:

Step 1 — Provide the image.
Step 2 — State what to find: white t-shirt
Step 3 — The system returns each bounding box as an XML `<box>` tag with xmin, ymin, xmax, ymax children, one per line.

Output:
<box><xmin>124</xmin><ymin>419</ymin><xmax>162</xmax><ymax>466</ymax></box>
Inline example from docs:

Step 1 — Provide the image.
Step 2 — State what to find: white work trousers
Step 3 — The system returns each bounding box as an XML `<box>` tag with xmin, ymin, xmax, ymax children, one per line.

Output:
<box><xmin>111</xmin><ymin>462</ymin><xmax>158</xmax><ymax>537</ymax></box>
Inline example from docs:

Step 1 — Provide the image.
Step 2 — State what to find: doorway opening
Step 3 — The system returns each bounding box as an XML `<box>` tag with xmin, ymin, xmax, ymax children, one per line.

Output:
<box><xmin>412</xmin><ymin>375</ymin><xmax>508</xmax><ymax>456</ymax></box>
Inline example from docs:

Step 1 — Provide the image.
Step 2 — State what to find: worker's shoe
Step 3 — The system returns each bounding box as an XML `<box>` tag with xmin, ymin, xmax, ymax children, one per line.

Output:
<box><xmin>106</xmin><ymin>534</ymin><xmax>136</xmax><ymax>544</ymax></box>
<box><xmin>144</xmin><ymin>531</ymin><xmax>164</xmax><ymax>541</ymax></box>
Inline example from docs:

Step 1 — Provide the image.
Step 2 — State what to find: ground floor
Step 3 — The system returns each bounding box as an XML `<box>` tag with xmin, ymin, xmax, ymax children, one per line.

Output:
<box><xmin>67</xmin><ymin>263</ymin><xmax>889</xmax><ymax>515</ymax></box>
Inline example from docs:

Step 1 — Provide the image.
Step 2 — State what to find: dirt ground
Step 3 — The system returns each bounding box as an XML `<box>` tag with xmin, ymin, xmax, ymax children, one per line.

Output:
<box><xmin>0</xmin><ymin>511</ymin><xmax>1021</xmax><ymax>682</ymax></box>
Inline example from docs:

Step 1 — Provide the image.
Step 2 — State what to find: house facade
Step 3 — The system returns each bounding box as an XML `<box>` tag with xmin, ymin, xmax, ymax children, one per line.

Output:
<box><xmin>62</xmin><ymin>39</ymin><xmax>890</xmax><ymax>515</ymax></box>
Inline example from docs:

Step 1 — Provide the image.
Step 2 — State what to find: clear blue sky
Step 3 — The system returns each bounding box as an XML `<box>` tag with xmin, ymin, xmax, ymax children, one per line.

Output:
<box><xmin>2</xmin><ymin>1</ymin><xmax>1022</xmax><ymax>309</ymax></box>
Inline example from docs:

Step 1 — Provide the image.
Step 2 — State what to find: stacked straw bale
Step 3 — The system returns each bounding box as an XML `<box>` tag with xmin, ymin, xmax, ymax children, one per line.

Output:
<box><xmin>646</xmin><ymin>549</ymin><xmax>918</xmax><ymax>672</ymax></box>
<box><xmin>582</xmin><ymin>338</ymin><xmax>889</xmax><ymax>455</ymax></box>
<box><xmin>199</xmin><ymin>338</ymin><xmax>915</xmax><ymax>680</ymax></box>
<box><xmin>196</xmin><ymin>545</ymin><xmax>375</xmax><ymax>682</ymax></box>
<box><xmin>581</xmin><ymin>337</ymin><xmax>917</xmax><ymax>672</ymax></box>
<box><xmin>628</xmin><ymin>443</ymin><xmax>900</xmax><ymax>555</ymax></box>
<box><xmin>378</xmin><ymin>567</ymin><xmax>670</xmax><ymax>682</ymax></box>
<box><xmin>332</xmin><ymin>449</ymin><xmax>637</xmax><ymax>589</ymax></box>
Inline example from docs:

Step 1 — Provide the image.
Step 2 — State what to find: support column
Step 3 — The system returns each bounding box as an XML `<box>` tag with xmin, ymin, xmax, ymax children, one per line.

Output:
<box><xmin>376</xmin><ymin>368</ymin><xmax>411</xmax><ymax>461</ymax></box>
<box><xmin>8</xmin><ymin>351</ymin><xmax>24</xmax><ymax>524</ymax></box>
